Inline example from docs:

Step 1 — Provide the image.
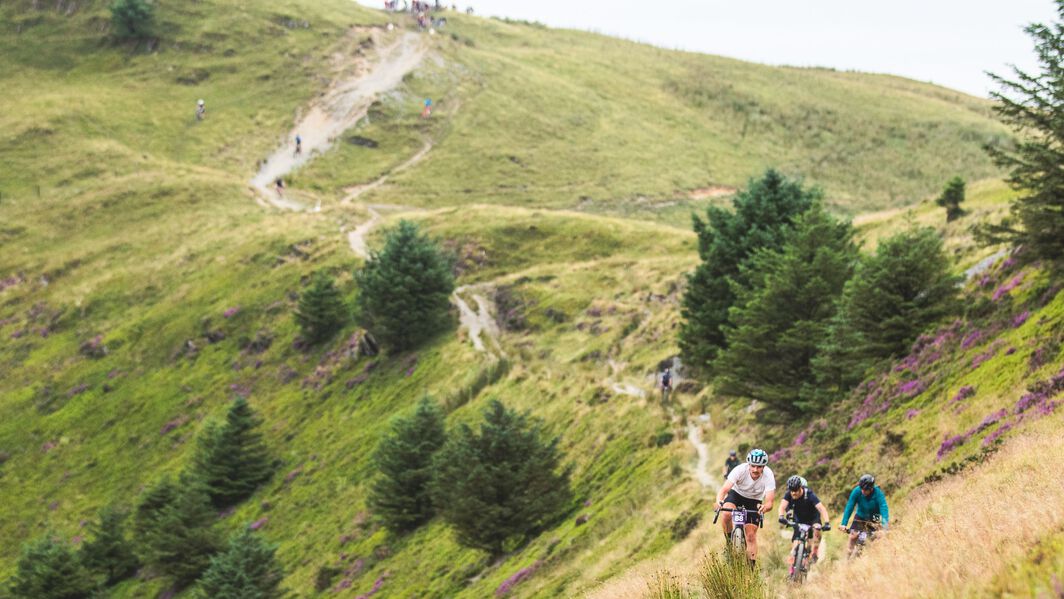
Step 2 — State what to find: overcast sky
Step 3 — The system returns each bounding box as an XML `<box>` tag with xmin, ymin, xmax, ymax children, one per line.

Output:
<box><xmin>367</xmin><ymin>0</ymin><xmax>1058</xmax><ymax>97</ymax></box>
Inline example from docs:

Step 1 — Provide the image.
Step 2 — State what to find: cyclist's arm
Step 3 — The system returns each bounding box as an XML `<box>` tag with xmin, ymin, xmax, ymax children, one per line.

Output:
<box><xmin>760</xmin><ymin>489</ymin><xmax>775</xmax><ymax>514</ymax></box>
<box><xmin>777</xmin><ymin>497</ymin><xmax>790</xmax><ymax>519</ymax></box>
<box><xmin>840</xmin><ymin>487</ymin><xmax>859</xmax><ymax>527</ymax></box>
<box><xmin>715</xmin><ymin>479</ymin><xmax>734</xmax><ymax>505</ymax></box>
<box><xmin>876</xmin><ymin>489</ymin><xmax>889</xmax><ymax>528</ymax></box>
<box><xmin>815</xmin><ymin>501</ymin><xmax>830</xmax><ymax>524</ymax></box>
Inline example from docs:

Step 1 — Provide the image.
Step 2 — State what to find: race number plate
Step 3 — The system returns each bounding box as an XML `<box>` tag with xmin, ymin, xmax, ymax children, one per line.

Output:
<box><xmin>733</xmin><ymin>510</ymin><xmax>746</xmax><ymax>526</ymax></box>
<box><xmin>858</xmin><ymin>531</ymin><xmax>868</xmax><ymax>543</ymax></box>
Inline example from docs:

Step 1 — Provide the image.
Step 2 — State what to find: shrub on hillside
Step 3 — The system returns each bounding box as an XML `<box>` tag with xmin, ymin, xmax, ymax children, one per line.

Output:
<box><xmin>368</xmin><ymin>397</ymin><xmax>447</xmax><ymax>533</ymax></box>
<box><xmin>355</xmin><ymin>220</ymin><xmax>455</xmax><ymax>351</ymax></box>
<box><xmin>134</xmin><ymin>474</ymin><xmax>221</xmax><ymax>587</ymax></box>
<box><xmin>195</xmin><ymin>529</ymin><xmax>283</xmax><ymax>599</ymax></box>
<box><xmin>431</xmin><ymin>400</ymin><xmax>572</xmax><ymax>554</ymax></box>
<box><xmin>294</xmin><ymin>272</ymin><xmax>349</xmax><ymax>345</ymax></box>
<box><xmin>110</xmin><ymin>0</ymin><xmax>154</xmax><ymax>39</ymax></box>
<box><xmin>715</xmin><ymin>202</ymin><xmax>858</xmax><ymax>416</ymax></box>
<box><xmin>980</xmin><ymin>3</ymin><xmax>1064</xmax><ymax>265</ymax></box>
<box><xmin>192</xmin><ymin>398</ymin><xmax>274</xmax><ymax>508</ymax></box>
<box><xmin>696</xmin><ymin>545</ymin><xmax>766</xmax><ymax>599</ymax></box>
<box><xmin>813</xmin><ymin>227</ymin><xmax>960</xmax><ymax>394</ymax></box>
<box><xmin>935</xmin><ymin>176</ymin><xmax>966</xmax><ymax>222</ymax></box>
<box><xmin>79</xmin><ymin>505</ymin><xmax>139</xmax><ymax>587</ymax></box>
<box><xmin>680</xmin><ymin>169</ymin><xmax>819</xmax><ymax>372</ymax></box>
<box><xmin>8</xmin><ymin>535</ymin><xmax>97</xmax><ymax>599</ymax></box>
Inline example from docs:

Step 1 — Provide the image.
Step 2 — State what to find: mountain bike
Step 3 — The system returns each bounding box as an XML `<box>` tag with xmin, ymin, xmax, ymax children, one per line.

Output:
<box><xmin>783</xmin><ymin>518</ymin><xmax>829</xmax><ymax>583</ymax></box>
<box><xmin>844</xmin><ymin>516</ymin><xmax>880</xmax><ymax>559</ymax></box>
<box><xmin>713</xmin><ymin>506</ymin><xmax>763</xmax><ymax>562</ymax></box>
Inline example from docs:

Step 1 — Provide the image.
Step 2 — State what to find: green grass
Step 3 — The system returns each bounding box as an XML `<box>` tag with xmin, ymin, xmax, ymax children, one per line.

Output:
<box><xmin>0</xmin><ymin>0</ymin><xmax>1042</xmax><ymax>596</ymax></box>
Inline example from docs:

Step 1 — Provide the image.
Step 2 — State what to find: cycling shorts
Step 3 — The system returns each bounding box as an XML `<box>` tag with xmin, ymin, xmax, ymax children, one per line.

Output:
<box><xmin>724</xmin><ymin>489</ymin><xmax>762</xmax><ymax>525</ymax></box>
<box><xmin>848</xmin><ymin>518</ymin><xmax>878</xmax><ymax>533</ymax></box>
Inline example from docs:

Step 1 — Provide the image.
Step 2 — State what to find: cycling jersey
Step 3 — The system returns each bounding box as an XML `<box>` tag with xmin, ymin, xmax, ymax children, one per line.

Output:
<box><xmin>783</xmin><ymin>487</ymin><xmax>821</xmax><ymax>523</ymax></box>
<box><xmin>841</xmin><ymin>486</ymin><xmax>889</xmax><ymax>528</ymax></box>
<box><xmin>727</xmin><ymin>462</ymin><xmax>775</xmax><ymax>501</ymax></box>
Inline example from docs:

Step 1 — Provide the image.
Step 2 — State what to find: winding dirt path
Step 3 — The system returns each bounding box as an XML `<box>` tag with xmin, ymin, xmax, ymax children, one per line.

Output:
<box><xmin>453</xmin><ymin>284</ymin><xmax>504</xmax><ymax>357</ymax></box>
<box><xmin>343</xmin><ymin>140</ymin><xmax>433</xmax><ymax>203</ymax></box>
<box><xmin>250</xmin><ymin>31</ymin><xmax>427</xmax><ymax>208</ymax></box>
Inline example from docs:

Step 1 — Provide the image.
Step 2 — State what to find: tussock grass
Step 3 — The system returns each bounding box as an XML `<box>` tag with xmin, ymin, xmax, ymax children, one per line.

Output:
<box><xmin>696</xmin><ymin>546</ymin><xmax>767</xmax><ymax>599</ymax></box>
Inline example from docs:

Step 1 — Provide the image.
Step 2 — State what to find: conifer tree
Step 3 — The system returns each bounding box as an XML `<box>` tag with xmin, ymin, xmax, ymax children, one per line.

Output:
<box><xmin>136</xmin><ymin>474</ymin><xmax>221</xmax><ymax>587</ymax></box>
<box><xmin>193</xmin><ymin>398</ymin><xmax>274</xmax><ymax>508</ymax></box>
<box><xmin>935</xmin><ymin>176</ymin><xmax>966</xmax><ymax>222</ymax></box>
<box><xmin>680</xmin><ymin>169</ymin><xmax>819</xmax><ymax>372</ymax></box>
<box><xmin>813</xmin><ymin>227</ymin><xmax>960</xmax><ymax>393</ymax></box>
<box><xmin>368</xmin><ymin>397</ymin><xmax>447</xmax><ymax>532</ymax></box>
<box><xmin>431</xmin><ymin>400</ymin><xmax>571</xmax><ymax>554</ymax></box>
<box><xmin>195</xmin><ymin>529</ymin><xmax>284</xmax><ymax>599</ymax></box>
<box><xmin>132</xmin><ymin>475</ymin><xmax>179</xmax><ymax>556</ymax></box>
<box><xmin>356</xmin><ymin>220</ymin><xmax>455</xmax><ymax>350</ymax></box>
<box><xmin>79</xmin><ymin>505</ymin><xmax>139</xmax><ymax>586</ymax></box>
<box><xmin>8</xmin><ymin>535</ymin><xmax>97</xmax><ymax>599</ymax></box>
<box><xmin>715</xmin><ymin>203</ymin><xmax>858</xmax><ymax>416</ymax></box>
<box><xmin>110</xmin><ymin>0</ymin><xmax>154</xmax><ymax>39</ymax></box>
<box><xmin>980</xmin><ymin>2</ymin><xmax>1064</xmax><ymax>264</ymax></box>
<box><xmin>294</xmin><ymin>271</ymin><xmax>349</xmax><ymax>345</ymax></box>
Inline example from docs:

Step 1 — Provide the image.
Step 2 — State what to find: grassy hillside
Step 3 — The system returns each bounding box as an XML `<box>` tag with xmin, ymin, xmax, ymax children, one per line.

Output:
<box><xmin>0</xmin><ymin>0</ymin><xmax>1041</xmax><ymax>597</ymax></box>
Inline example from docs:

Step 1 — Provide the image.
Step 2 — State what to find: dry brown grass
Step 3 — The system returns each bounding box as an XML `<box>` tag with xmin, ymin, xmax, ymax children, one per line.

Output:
<box><xmin>800</xmin><ymin>412</ymin><xmax>1064</xmax><ymax>599</ymax></box>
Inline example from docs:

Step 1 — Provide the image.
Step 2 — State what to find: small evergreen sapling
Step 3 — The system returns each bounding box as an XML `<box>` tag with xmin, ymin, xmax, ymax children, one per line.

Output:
<box><xmin>935</xmin><ymin>176</ymin><xmax>966</xmax><ymax>222</ymax></box>
<box><xmin>135</xmin><ymin>474</ymin><xmax>221</xmax><ymax>587</ymax></box>
<box><xmin>8</xmin><ymin>535</ymin><xmax>97</xmax><ymax>599</ymax></box>
<box><xmin>192</xmin><ymin>398</ymin><xmax>274</xmax><ymax>508</ymax></box>
<box><xmin>195</xmin><ymin>529</ymin><xmax>284</xmax><ymax>599</ymax></box>
<box><xmin>294</xmin><ymin>271</ymin><xmax>349</xmax><ymax>345</ymax></box>
<box><xmin>79</xmin><ymin>505</ymin><xmax>139</xmax><ymax>586</ymax></box>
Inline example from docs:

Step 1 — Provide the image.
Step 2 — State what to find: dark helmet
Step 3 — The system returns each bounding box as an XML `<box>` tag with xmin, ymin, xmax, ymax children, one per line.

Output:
<box><xmin>786</xmin><ymin>475</ymin><xmax>804</xmax><ymax>491</ymax></box>
<box><xmin>728</xmin><ymin>449</ymin><xmax>737</xmax><ymax>457</ymax></box>
<box><xmin>858</xmin><ymin>474</ymin><xmax>875</xmax><ymax>490</ymax></box>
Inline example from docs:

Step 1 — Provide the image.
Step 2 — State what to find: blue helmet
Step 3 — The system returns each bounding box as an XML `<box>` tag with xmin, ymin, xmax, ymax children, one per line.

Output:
<box><xmin>746</xmin><ymin>448</ymin><xmax>769</xmax><ymax>466</ymax></box>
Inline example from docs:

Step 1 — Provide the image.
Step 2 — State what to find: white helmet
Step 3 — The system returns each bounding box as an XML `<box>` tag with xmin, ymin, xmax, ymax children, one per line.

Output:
<box><xmin>197</xmin><ymin>99</ymin><xmax>205</xmax><ymax>106</ymax></box>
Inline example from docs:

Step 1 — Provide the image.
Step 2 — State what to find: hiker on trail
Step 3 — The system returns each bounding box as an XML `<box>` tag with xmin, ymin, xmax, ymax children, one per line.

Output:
<box><xmin>660</xmin><ymin>367</ymin><xmax>673</xmax><ymax>401</ymax></box>
<box><xmin>275</xmin><ymin>178</ymin><xmax>285</xmax><ymax>197</ymax></box>
<box><xmin>195</xmin><ymin>99</ymin><xmax>206</xmax><ymax>121</ymax></box>
<box><xmin>421</xmin><ymin>98</ymin><xmax>433</xmax><ymax>118</ymax></box>
<box><xmin>295</xmin><ymin>134</ymin><xmax>302</xmax><ymax>155</ymax></box>
<box><xmin>723</xmin><ymin>450</ymin><xmax>740</xmax><ymax>477</ymax></box>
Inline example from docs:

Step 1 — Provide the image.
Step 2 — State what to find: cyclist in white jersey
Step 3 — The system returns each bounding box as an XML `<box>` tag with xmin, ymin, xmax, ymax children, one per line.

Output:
<box><xmin>715</xmin><ymin>448</ymin><xmax>776</xmax><ymax>566</ymax></box>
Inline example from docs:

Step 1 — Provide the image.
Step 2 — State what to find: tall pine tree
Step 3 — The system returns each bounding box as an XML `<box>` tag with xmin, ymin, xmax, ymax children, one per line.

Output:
<box><xmin>680</xmin><ymin>169</ymin><xmax>819</xmax><ymax>372</ymax></box>
<box><xmin>431</xmin><ymin>400</ymin><xmax>571</xmax><ymax>555</ymax></box>
<box><xmin>79</xmin><ymin>505</ymin><xmax>139</xmax><ymax>586</ymax></box>
<box><xmin>195</xmin><ymin>529</ymin><xmax>284</xmax><ymax>599</ymax></box>
<box><xmin>715</xmin><ymin>203</ymin><xmax>858</xmax><ymax>416</ymax></box>
<box><xmin>193</xmin><ymin>398</ymin><xmax>274</xmax><ymax>508</ymax></box>
<box><xmin>980</xmin><ymin>2</ymin><xmax>1064</xmax><ymax>265</ymax></box>
<box><xmin>368</xmin><ymin>397</ymin><xmax>447</xmax><ymax>533</ymax></box>
<box><xmin>8</xmin><ymin>535</ymin><xmax>97</xmax><ymax>599</ymax></box>
<box><xmin>813</xmin><ymin>227</ymin><xmax>960</xmax><ymax>393</ymax></box>
<box><xmin>295</xmin><ymin>271</ymin><xmax>349</xmax><ymax>345</ymax></box>
<box><xmin>356</xmin><ymin>220</ymin><xmax>455</xmax><ymax>351</ymax></box>
<box><xmin>136</xmin><ymin>474</ymin><xmax>221</xmax><ymax>587</ymax></box>
<box><xmin>935</xmin><ymin>176</ymin><xmax>966</xmax><ymax>222</ymax></box>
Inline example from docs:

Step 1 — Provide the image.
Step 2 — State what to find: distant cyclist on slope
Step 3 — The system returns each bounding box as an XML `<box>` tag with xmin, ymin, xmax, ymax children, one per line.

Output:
<box><xmin>715</xmin><ymin>448</ymin><xmax>775</xmax><ymax>567</ymax></box>
<box><xmin>660</xmin><ymin>367</ymin><xmax>673</xmax><ymax>402</ymax></box>
<box><xmin>839</xmin><ymin>473</ymin><xmax>889</xmax><ymax>554</ymax></box>
<box><xmin>723</xmin><ymin>449</ymin><xmax>740</xmax><ymax>478</ymax></box>
<box><xmin>778</xmin><ymin>475</ymin><xmax>830</xmax><ymax>565</ymax></box>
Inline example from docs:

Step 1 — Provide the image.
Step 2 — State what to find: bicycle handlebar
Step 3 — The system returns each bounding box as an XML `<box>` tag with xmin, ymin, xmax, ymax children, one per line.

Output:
<box><xmin>712</xmin><ymin>506</ymin><xmax>764</xmax><ymax>528</ymax></box>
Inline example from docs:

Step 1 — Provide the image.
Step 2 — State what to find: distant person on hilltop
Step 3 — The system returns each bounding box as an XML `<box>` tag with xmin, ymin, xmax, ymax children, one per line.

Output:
<box><xmin>723</xmin><ymin>449</ymin><xmax>740</xmax><ymax>477</ymax></box>
<box><xmin>660</xmin><ymin>367</ymin><xmax>672</xmax><ymax>401</ymax></box>
<box><xmin>421</xmin><ymin>98</ymin><xmax>433</xmax><ymax>118</ymax></box>
<box><xmin>195</xmin><ymin>98</ymin><xmax>206</xmax><ymax>121</ymax></box>
<box><xmin>295</xmin><ymin>134</ymin><xmax>302</xmax><ymax>155</ymax></box>
<box><xmin>275</xmin><ymin>178</ymin><xmax>285</xmax><ymax>197</ymax></box>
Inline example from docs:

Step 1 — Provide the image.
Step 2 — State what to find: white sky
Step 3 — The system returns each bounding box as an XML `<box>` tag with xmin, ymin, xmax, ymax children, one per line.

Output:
<box><xmin>367</xmin><ymin>0</ymin><xmax>1058</xmax><ymax>97</ymax></box>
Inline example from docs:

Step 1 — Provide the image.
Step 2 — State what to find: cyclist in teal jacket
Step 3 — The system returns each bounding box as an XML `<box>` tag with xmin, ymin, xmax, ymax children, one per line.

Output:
<box><xmin>839</xmin><ymin>474</ymin><xmax>889</xmax><ymax>554</ymax></box>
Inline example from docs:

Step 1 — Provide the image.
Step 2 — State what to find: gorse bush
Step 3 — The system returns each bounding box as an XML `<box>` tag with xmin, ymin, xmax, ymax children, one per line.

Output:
<box><xmin>680</xmin><ymin>169</ymin><xmax>819</xmax><ymax>372</ymax></box>
<box><xmin>110</xmin><ymin>0</ymin><xmax>154</xmax><ymax>39</ymax></box>
<box><xmin>193</xmin><ymin>398</ymin><xmax>274</xmax><ymax>508</ymax></box>
<box><xmin>369</xmin><ymin>397</ymin><xmax>447</xmax><ymax>533</ymax></box>
<box><xmin>8</xmin><ymin>535</ymin><xmax>97</xmax><ymax>599</ymax></box>
<box><xmin>294</xmin><ymin>271</ymin><xmax>349</xmax><ymax>345</ymax></box>
<box><xmin>195</xmin><ymin>529</ymin><xmax>284</xmax><ymax>599</ymax></box>
<box><xmin>356</xmin><ymin>220</ymin><xmax>455</xmax><ymax>351</ymax></box>
<box><xmin>431</xmin><ymin>399</ymin><xmax>572</xmax><ymax>554</ymax></box>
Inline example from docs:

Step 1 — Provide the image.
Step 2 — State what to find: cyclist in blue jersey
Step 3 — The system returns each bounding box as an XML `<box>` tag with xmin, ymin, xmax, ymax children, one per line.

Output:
<box><xmin>839</xmin><ymin>474</ymin><xmax>889</xmax><ymax>554</ymax></box>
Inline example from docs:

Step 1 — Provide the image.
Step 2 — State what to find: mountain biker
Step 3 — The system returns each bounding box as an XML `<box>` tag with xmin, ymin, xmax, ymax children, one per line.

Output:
<box><xmin>723</xmin><ymin>450</ymin><xmax>740</xmax><ymax>478</ymax></box>
<box><xmin>295</xmin><ymin>134</ymin><xmax>302</xmax><ymax>155</ymax></box>
<box><xmin>839</xmin><ymin>473</ymin><xmax>889</xmax><ymax>554</ymax></box>
<box><xmin>661</xmin><ymin>367</ymin><xmax>673</xmax><ymax>401</ymax></box>
<box><xmin>195</xmin><ymin>99</ymin><xmax>206</xmax><ymax>121</ymax></box>
<box><xmin>715</xmin><ymin>448</ymin><xmax>775</xmax><ymax>567</ymax></box>
<box><xmin>777</xmin><ymin>475</ymin><xmax>831</xmax><ymax>564</ymax></box>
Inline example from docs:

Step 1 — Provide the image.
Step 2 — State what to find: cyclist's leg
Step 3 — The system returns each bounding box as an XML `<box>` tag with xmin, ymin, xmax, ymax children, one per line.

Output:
<box><xmin>720</xmin><ymin>501</ymin><xmax>736</xmax><ymax>537</ymax></box>
<box><xmin>811</xmin><ymin>527</ymin><xmax>822</xmax><ymax>560</ymax></box>
<box><xmin>745</xmin><ymin>522</ymin><xmax>759</xmax><ymax>562</ymax></box>
<box><xmin>847</xmin><ymin>527</ymin><xmax>860</xmax><ymax>556</ymax></box>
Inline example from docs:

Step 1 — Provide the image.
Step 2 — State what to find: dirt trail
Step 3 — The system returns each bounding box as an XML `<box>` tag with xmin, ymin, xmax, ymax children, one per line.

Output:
<box><xmin>687</xmin><ymin>419</ymin><xmax>715</xmax><ymax>489</ymax></box>
<box><xmin>347</xmin><ymin>206</ymin><xmax>383</xmax><ymax>259</ymax></box>
<box><xmin>343</xmin><ymin>140</ymin><xmax>433</xmax><ymax>203</ymax></box>
<box><xmin>453</xmin><ymin>284</ymin><xmax>503</xmax><ymax>357</ymax></box>
<box><xmin>250</xmin><ymin>32</ymin><xmax>427</xmax><ymax>208</ymax></box>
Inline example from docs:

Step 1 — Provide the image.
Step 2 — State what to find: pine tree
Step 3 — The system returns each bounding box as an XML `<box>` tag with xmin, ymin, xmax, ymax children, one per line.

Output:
<box><xmin>195</xmin><ymin>529</ymin><xmax>284</xmax><ymax>599</ymax></box>
<box><xmin>109</xmin><ymin>0</ymin><xmax>154</xmax><ymax>39</ymax></box>
<box><xmin>431</xmin><ymin>400</ymin><xmax>571</xmax><ymax>554</ymax></box>
<box><xmin>980</xmin><ymin>2</ymin><xmax>1064</xmax><ymax>265</ymax></box>
<box><xmin>193</xmin><ymin>398</ymin><xmax>274</xmax><ymax>508</ymax></box>
<box><xmin>79</xmin><ymin>505</ymin><xmax>139</xmax><ymax>586</ymax></box>
<box><xmin>356</xmin><ymin>220</ymin><xmax>455</xmax><ymax>351</ymax></box>
<box><xmin>679</xmin><ymin>169</ymin><xmax>819</xmax><ymax>372</ymax></box>
<box><xmin>294</xmin><ymin>271</ymin><xmax>349</xmax><ymax>345</ymax></box>
<box><xmin>813</xmin><ymin>227</ymin><xmax>960</xmax><ymax>393</ymax></box>
<box><xmin>132</xmin><ymin>475</ymin><xmax>179</xmax><ymax>557</ymax></box>
<box><xmin>8</xmin><ymin>535</ymin><xmax>97</xmax><ymax>599</ymax></box>
<box><xmin>715</xmin><ymin>203</ymin><xmax>859</xmax><ymax>416</ymax></box>
<box><xmin>368</xmin><ymin>397</ymin><xmax>447</xmax><ymax>533</ymax></box>
<box><xmin>136</xmin><ymin>474</ymin><xmax>221</xmax><ymax>587</ymax></box>
<box><xmin>935</xmin><ymin>176</ymin><xmax>966</xmax><ymax>222</ymax></box>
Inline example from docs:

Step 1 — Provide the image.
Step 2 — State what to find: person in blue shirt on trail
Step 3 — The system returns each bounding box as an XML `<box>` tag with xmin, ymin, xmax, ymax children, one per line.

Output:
<box><xmin>839</xmin><ymin>473</ymin><xmax>889</xmax><ymax>554</ymax></box>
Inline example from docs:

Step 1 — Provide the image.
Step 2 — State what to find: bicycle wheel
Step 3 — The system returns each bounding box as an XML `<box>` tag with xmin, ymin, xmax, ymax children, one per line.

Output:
<box><xmin>791</xmin><ymin>543</ymin><xmax>806</xmax><ymax>583</ymax></box>
<box><xmin>729</xmin><ymin>526</ymin><xmax>746</xmax><ymax>560</ymax></box>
